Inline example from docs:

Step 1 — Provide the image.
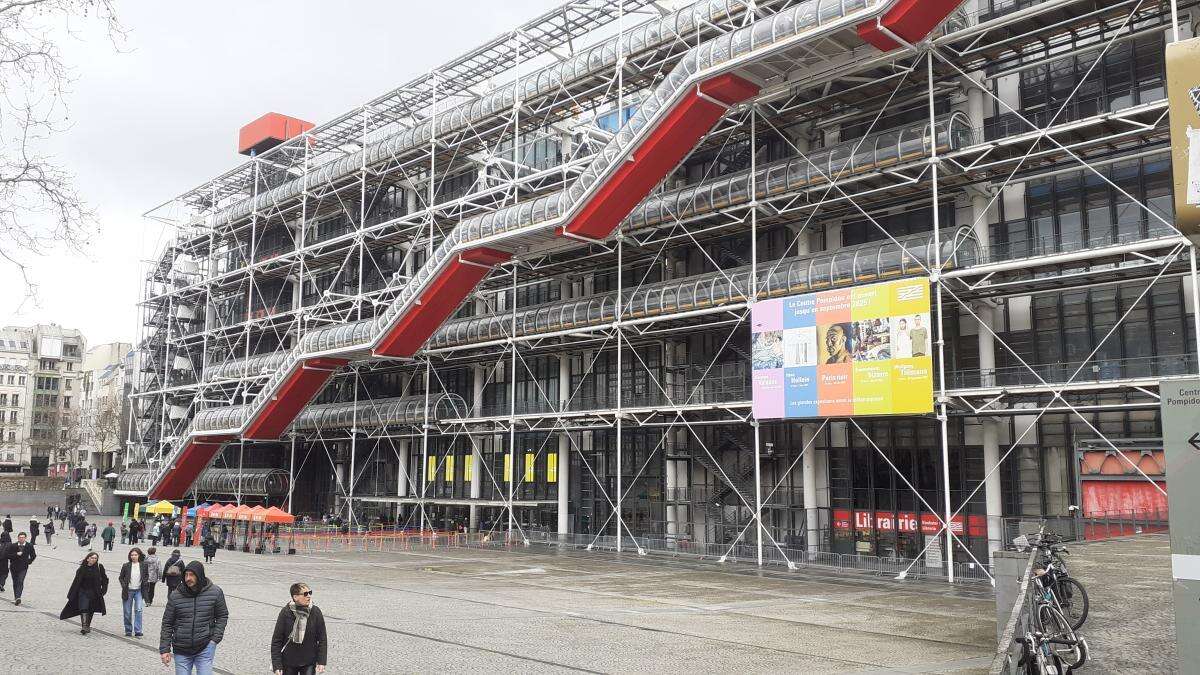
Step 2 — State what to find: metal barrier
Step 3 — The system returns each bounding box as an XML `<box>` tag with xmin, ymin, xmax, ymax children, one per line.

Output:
<box><xmin>236</xmin><ymin>524</ymin><xmax>993</xmax><ymax>583</ymax></box>
<box><xmin>989</xmin><ymin>543</ymin><xmax>1040</xmax><ymax>674</ymax></box>
<box><xmin>1002</xmin><ymin>508</ymin><xmax>1168</xmax><ymax>549</ymax></box>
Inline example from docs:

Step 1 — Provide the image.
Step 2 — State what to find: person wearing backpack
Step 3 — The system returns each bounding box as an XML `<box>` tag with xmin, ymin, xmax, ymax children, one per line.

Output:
<box><xmin>162</xmin><ymin>549</ymin><xmax>185</xmax><ymax>597</ymax></box>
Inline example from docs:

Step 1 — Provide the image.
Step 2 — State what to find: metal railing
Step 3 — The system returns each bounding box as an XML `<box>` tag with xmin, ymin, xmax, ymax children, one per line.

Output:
<box><xmin>972</xmin><ymin>226</ymin><xmax>1178</xmax><ymax>267</ymax></box>
<box><xmin>265</xmin><ymin>523</ymin><xmax>994</xmax><ymax>582</ymax></box>
<box><xmin>951</xmin><ymin>353</ymin><xmax>1198</xmax><ymax>390</ymax></box>
<box><xmin>1002</xmin><ymin>508</ymin><xmax>1168</xmax><ymax>547</ymax></box>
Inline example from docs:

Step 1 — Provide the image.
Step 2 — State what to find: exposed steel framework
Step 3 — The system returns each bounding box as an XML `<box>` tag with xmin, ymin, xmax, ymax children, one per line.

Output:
<box><xmin>128</xmin><ymin>0</ymin><xmax>1199</xmax><ymax>583</ymax></box>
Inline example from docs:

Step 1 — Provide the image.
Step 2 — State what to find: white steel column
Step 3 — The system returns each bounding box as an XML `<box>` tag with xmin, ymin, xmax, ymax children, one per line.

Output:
<box><xmin>801</xmin><ymin>425</ymin><xmax>820</xmax><ymax>555</ymax></box>
<box><xmin>750</xmin><ymin>106</ymin><xmax>764</xmax><ymax>566</ymax></box>
<box><xmin>287</xmin><ymin>437</ymin><xmax>296</xmax><ymax>514</ymax></box>
<box><xmin>508</xmin><ymin>265</ymin><xmax>517</xmax><ymax>537</ymax></box>
<box><xmin>970</xmin><ymin>187</ymin><xmax>1004</xmax><ymax>557</ymax></box>
<box><xmin>347</xmin><ymin>368</ymin><xmax>359</xmax><ymax>526</ymax></box>
<box><xmin>615</xmin><ymin>233</ymin><xmax>624</xmax><ymax>552</ymax></box>
<box><xmin>420</xmin><ymin>361</ymin><xmax>431</xmax><ymax>533</ymax></box>
<box><xmin>930</xmin><ymin>52</ymin><xmax>955</xmax><ymax>582</ymax></box>
<box><xmin>396</xmin><ymin>439</ymin><xmax>410</xmax><ymax>498</ymax></box>
<box><xmin>470</xmin><ymin>364</ymin><xmax>484</xmax><ymax>531</ymax></box>
<box><xmin>558</xmin><ymin>352</ymin><xmax>570</xmax><ymax>538</ymax></box>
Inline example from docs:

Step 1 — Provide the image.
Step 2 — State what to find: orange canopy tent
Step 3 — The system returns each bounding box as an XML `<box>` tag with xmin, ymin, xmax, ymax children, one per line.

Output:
<box><xmin>234</xmin><ymin>505</ymin><xmax>254</xmax><ymax>522</ymax></box>
<box><xmin>264</xmin><ymin>507</ymin><xmax>295</xmax><ymax>524</ymax></box>
<box><xmin>249</xmin><ymin>506</ymin><xmax>268</xmax><ymax>523</ymax></box>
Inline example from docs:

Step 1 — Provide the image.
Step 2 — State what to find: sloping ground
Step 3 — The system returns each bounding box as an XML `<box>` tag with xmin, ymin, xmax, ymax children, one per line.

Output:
<box><xmin>1069</xmin><ymin>533</ymin><xmax>1175</xmax><ymax>673</ymax></box>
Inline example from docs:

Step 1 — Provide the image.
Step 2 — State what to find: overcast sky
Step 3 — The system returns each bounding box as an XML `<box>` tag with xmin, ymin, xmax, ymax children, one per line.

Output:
<box><xmin>0</xmin><ymin>0</ymin><xmax>560</xmax><ymax>347</ymax></box>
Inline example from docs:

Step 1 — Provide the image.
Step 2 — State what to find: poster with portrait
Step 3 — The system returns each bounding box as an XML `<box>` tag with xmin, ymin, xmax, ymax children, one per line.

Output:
<box><xmin>751</xmin><ymin>278</ymin><xmax>933</xmax><ymax>418</ymax></box>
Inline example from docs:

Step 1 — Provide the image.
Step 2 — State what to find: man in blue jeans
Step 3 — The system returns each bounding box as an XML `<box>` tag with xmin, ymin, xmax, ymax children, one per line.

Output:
<box><xmin>159</xmin><ymin>561</ymin><xmax>228</xmax><ymax>675</ymax></box>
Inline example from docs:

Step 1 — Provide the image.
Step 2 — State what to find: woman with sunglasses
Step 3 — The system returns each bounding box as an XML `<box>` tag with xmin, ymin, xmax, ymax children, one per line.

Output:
<box><xmin>270</xmin><ymin>583</ymin><xmax>327</xmax><ymax>675</ymax></box>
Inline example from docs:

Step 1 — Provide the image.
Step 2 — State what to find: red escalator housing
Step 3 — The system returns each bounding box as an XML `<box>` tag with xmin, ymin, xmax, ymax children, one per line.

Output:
<box><xmin>148</xmin><ymin>435</ymin><xmax>235</xmax><ymax>500</ymax></box>
<box><xmin>560</xmin><ymin>73</ymin><xmax>760</xmax><ymax>241</ymax></box>
<box><xmin>374</xmin><ymin>247</ymin><xmax>512</xmax><ymax>358</ymax></box>
<box><xmin>857</xmin><ymin>0</ymin><xmax>964</xmax><ymax>51</ymax></box>
<box><xmin>243</xmin><ymin>357</ymin><xmax>348</xmax><ymax>440</ymax></box>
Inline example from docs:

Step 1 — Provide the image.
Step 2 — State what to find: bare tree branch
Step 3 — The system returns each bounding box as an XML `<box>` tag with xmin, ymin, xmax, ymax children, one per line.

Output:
<box><xmin>0</xmin><ymin>0</ymin><xmax>125</xmax><ymax>302</ymax></box>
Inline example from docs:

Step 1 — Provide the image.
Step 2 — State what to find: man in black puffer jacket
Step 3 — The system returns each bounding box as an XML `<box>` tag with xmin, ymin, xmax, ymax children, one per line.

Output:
<box><xmin>159</xmin><ymin>561</ymin><xmax>228</xmax><ymax>674</ymax></box>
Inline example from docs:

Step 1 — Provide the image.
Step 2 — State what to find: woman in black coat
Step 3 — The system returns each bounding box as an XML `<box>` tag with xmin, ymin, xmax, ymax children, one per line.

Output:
<box><xmin>271</xmin><ymin>582</ymin><xmax>328</xmax><ymax>675</ymax></box>
<box><xmin>60</xmin><ymin>551</ymin><xmax>108</xmax><ymax>634</ymax></box>
<box><xmin>0</xmin><ymin>531</ymin><xmax>10</xmax><ymax>592</ymax></box>
<box><xmin>202</xmin><ymin>535</ymin><xmax>219</xmax><ymax>563</ymax></box>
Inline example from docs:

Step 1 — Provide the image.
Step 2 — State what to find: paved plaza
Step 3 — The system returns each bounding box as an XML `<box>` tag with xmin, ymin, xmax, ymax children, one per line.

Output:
<box><xmin>1070</xmin><ymin>533</ymin><xmax>1175</xmax><ymax>673</ymax></box>
<box><xmin>0</xmin><ymin>524</ymin><xmax>996</xmax><ymax>674</ymax></box>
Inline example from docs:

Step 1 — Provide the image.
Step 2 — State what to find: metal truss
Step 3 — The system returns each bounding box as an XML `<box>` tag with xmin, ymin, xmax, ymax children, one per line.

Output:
<box><xmin>126</xmin><ymin>0</ymin><xmax>1200</xmax><ymax>585</ymax></box>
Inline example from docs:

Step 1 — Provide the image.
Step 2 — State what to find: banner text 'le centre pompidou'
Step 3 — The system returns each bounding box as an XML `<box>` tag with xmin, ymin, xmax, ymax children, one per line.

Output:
<box><xmin>751</xmin><ymin>278</ymin><xmax>934</xmax><ymax>419</ymax></box>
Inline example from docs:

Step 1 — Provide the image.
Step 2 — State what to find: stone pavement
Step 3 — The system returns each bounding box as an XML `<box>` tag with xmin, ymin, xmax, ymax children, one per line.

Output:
<box><xmin>1069</xmin><ymin>533</ymin><xmax>1175</xmax><ymax>673</ymax></box>
<box><xmin>0</xmin><ymin>521</ymin><xmax>996</xmax><ymax>674</ymax></box>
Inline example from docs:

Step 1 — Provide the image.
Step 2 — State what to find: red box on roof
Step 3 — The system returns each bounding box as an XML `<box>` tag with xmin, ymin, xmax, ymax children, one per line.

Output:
<box><xmin>238</xmin><ymin>112</ymin><xmax>314</xmax><ymax>156</ymax></box>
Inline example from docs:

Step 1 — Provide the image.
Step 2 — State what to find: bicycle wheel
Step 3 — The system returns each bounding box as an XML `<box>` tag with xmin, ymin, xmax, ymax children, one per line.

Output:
<box><xmin>1038</xmin><ymin>605</ymin><xmax>1084</xmax><ymax>670</ymax></box>
<box><xmin>1054</xmin><ymin>577</ymin><xmax>1089</xmax><ymax>630</ymax></box>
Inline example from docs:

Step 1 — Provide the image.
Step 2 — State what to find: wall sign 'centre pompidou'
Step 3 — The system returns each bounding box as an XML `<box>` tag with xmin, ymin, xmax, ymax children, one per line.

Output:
<box><xmin>1167</xmin><ymin>36</ymin><xmax>1200</xmax><ymax>242</ymax></box>
<box><xmin>750</xmin><ymin>278</ymin><xmax>934</xmax><ymax>419</ymax></box>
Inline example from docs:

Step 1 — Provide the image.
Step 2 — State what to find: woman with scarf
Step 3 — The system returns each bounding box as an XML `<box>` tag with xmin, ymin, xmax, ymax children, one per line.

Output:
<box><xmin>270</xmin><ymin>582</ymin><xmax>327</xmax><ymax>675</ymax></box>
<box><xmin>60</xmin><ymin>551</ymin><xmax>109</xmax><ymax>634</ymax></box>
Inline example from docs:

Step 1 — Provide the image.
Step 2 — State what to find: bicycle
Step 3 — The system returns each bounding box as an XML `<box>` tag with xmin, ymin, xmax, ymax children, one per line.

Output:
<box><xmin>1016</xmin><ymin>531</ymin><xmax>1089</xmax><ymax>630</ymax></box>
<box><xmin>1034</xmin><ymin>532</ymin><xmax>1089</xmax><ymax>630</ymax></box>
<box><xmin>1019</xmin><ymin>628</ymin><xmax>1086</xmax><ymax>674</ymax></box>
<box><xmin>1012</xmin><ymin>531</ymin><xmax>1089</xmax><ymax>671</ymax></box>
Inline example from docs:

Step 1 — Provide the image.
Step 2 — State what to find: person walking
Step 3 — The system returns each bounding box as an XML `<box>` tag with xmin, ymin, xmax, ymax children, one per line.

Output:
<box><xmin>60</xmin><ymin>551</ymin><xmax>108</xmax><ymax>634</ymax></box>
<box><xmin>144</xmin><ymin>546</ymin><xmax>162</xmax><ymax>605</ymax></box>
<box><xmin>75</xmin><ymin>516</ymin><xmax>88</xmax><ymax>546</ymax></box>
<box><xmin>159</xmin><ymin>561</ymin><xmax>229</xmax><ymax>675</ymax></box>
<box><xmin>172</xmin><ymin>521</ymin><xmax>182</xmax><ymax>547</ymax></box>
<box><xmin>120</xmin><ymin>521</ymin><xmax>128</xmax><ymax>545</ymax></box>
<box><xmin>8</xmin><ymin>531</ymin><xmax>36</xmax><ymax>605</ymax></box>
<box><xmin>119</xmin><ymin>547</ymin><xmax>149</xmax><ymax>637</ymax></box>
<box><xmin>202</xmin><ymin>535</ymin><xmax>218</xmax><ymax>564</ymax></box>
<box><xmin>149</xmin><ymin>519</ymin><xmax>161</xmax><ymax>547</ymax></box>
<box><xmin>101</xmin><ymin>522</ymin><xmax>116</xmax><ymax>551</ymax></box>
<box><xmin>2</xmin><ymin>514</ymin><xmax>11</xmax><ymax>535</ymax></box>
<box><xmin>0</xmin><ymin>531</ymin><xmax>10</xmax><ymax>592</ymax></box>
<box><xmin>271</xmin><ymin>582</ymin><xmax>328</xmax><ymax>675</ymax></box>
<box><xmin>29</xmin><ymin>517</ymin><xmax>40</xmax><ymax>545</ymax></box>
<box><xmin>162</xmin><ymin>549</ymin><xmax>185</xmax><ymax>597</ymax></box>
<box><xmin>43</xmin><ymin>518</ymin><xmax>55</xmax><ymax>547</ymax></box>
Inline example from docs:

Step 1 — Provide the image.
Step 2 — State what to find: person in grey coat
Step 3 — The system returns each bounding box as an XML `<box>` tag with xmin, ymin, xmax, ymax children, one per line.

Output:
<box><xmin>159</xmin><ymin>561</ymin><xmax>228</xmax><ymax>674</ymax></box>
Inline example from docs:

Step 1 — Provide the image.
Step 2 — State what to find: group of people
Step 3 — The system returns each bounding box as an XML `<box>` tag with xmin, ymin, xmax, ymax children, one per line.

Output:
<box><xmin>59</xmin><ymin>550</ymin><xmax>327</xmax><ymax>675</ymax></box>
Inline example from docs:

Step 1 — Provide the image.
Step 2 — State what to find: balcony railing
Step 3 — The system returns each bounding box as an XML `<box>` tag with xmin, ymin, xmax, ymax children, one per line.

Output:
<box><xmin>950</xmin><ymin>353</ymin><xmax>1198</xmax><ymax>390</ymax></box>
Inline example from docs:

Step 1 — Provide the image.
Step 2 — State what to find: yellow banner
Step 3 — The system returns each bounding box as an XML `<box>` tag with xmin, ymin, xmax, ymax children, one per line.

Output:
<box><xmin>1167</xmin><ymin>37</ymin><xmax>1200</xmax><ymax>241</ymax></box>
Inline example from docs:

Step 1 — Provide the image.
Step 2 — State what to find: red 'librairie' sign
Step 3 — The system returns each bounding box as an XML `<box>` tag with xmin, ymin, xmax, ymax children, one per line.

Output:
<box><xmin>833</xmin><ymin>509</ymin><xmax>986</xmax><ymax>537</ymax></box>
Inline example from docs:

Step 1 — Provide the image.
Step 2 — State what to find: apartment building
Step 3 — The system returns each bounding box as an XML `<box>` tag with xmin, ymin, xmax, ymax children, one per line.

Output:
<box><xmin>0</xmin><ymin>324</ymin><xmax>86</xmax><ymax>475</ymax></box>
<box><xmin>79</xmin><ymin>342</ymin><xmax>134</xmax><ymax>477</ymax></box>
<box><xmin>122</xmin><ymin>0</ymin><xmax>1197</xmax><ymax>578</ymax></box>
<box><xmin>0</xmin><ymin>327</ymin><xmax>32</xmax><ymax>473</ymax></box>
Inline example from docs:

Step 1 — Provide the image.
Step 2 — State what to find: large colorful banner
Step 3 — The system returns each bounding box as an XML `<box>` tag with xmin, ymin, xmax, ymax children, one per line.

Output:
<box><xmin>751</xmin><ymin>278</ymin><xmax>933</xmax><ymax>418</ymax></box>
